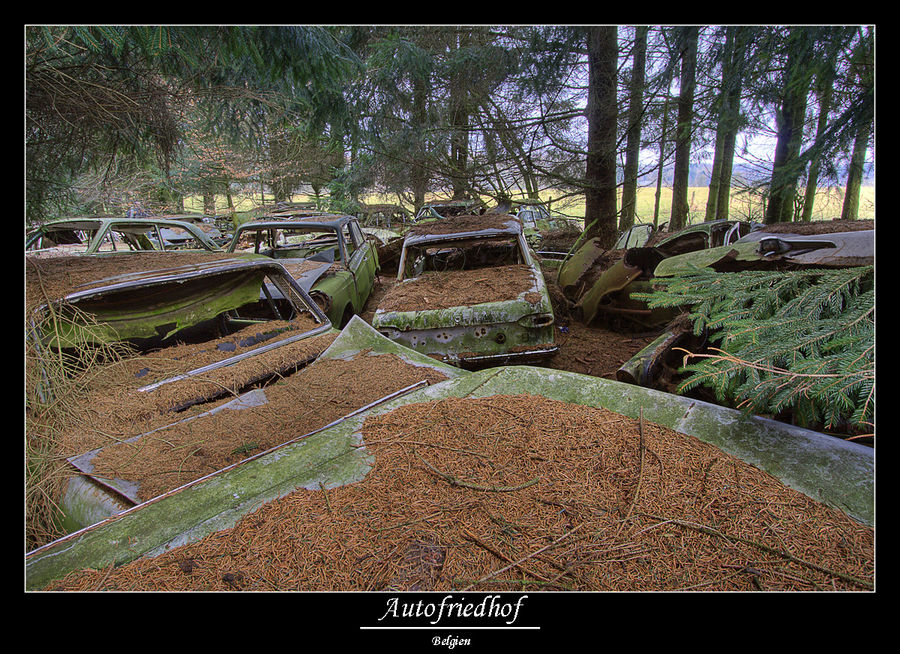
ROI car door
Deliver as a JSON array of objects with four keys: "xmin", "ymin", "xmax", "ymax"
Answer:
[{"xmin": 344, "ymin": 220, "xmax": 378, "ymax": 312}]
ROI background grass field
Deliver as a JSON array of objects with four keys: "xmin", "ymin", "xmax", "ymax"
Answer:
[{"xmin": 186, "ymin": 185, "xmax": 875, "ymax": 227}]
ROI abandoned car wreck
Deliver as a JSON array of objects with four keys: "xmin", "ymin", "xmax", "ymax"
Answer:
[
  {"xmin": 226, "ymin": 213, "xmax": 379, "ymax": 328},
  {"xmin": 24, "ymin": 218, "xmax": 874, "ymax": 593},
  {"xmin": 25, "ymin": 216, "xmax": 225, "ymax": 257},
  {"xmin": 25, "ymin": 253, "xmax": 469, "ymax": 536},
  {"xmin": 372, "ymin": 214, "xmax": 558, "ymax": 367},
  {"xmin": 26, "ymin": 316, "xmax": 874, "ymax": 591}
]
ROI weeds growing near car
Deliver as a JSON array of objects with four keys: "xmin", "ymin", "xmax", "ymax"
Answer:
[{"xmin": 25, "ymin": 301, "xmax": 134, "ymax": 550}]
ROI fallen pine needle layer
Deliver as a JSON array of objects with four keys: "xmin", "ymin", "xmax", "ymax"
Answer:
[
  {"xmin": 46, "ymin": 394, "xmax": 874, "ymax": 591},
  {"xmin": 46, "ymin": 329, "xmax": 338, "ymax": 460},
  {"xmin": 26, "ymin": 253, "xmax": 247, "ymax": 311},
  {"xmin": 377, "ymin": 265, "xmax": 539, "ymax": 312},
  {"xmin": 88, "ymin": 350, "xmax": 449, "ymax": 502}
]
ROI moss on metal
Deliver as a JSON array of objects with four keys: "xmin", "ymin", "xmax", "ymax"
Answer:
[{"xmin": 25, "ymin": 321, "xmax": 873, "ymax": 590}]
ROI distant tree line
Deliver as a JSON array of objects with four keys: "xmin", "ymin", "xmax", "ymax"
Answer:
[{"xmin": 26, "ymin": 25, "xmax": 874, "ymax": 246}]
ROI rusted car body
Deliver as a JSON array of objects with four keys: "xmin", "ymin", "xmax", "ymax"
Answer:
[
  {"xmin": 25, "ymin": 216, "xmax": 223, "ymax": 257},
  {"xmin": 514, "ymin": 203, "xmax": 582, "ymax": 258},
  {"xmin": 558, "ymin": 219, "xmax": 762, "ymax": 328},
  {"xmin": 414, "ymin": 199, "xmax": 485, "ymax": 222},
  {"xmin": 653, "ymin": 227, "xmax": 875, "ymax": 277},
  {"xmin": 153, "ymin": 213, "xmax": 231, "ymax": 246},
  {"xmin": 371, "ymin": 215, "xmax": 557, "ymax": 367},
  {"xmin": 357, "ymin": 203, "xmax": 414, "ymax": 231},
  {"xmin": 226, "ymin": 214, "xmax": 380, "ymax": 327},
  {"xmin": 26, "ymin": 256, "xmax": 337, "ymax": 530},
  {"xmin": 26, "ymin": 317, "xmax": 873, "ymax": 589},
  {"xmin": 27, "ymin": 255, "xmax": 331, "ymax": 356},
  {"xmin": 614, "ymin": 225, "xmax": 875, "ymax": 388}
]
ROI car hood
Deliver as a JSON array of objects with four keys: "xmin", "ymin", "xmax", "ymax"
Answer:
[
  {"xmin": 654, "ymin": 229, "xmax": 874, "ymax": 276},
  {"xmin": 26, "ymin": 316, "xmax": 873, "ymax": 589},
  {"xmin": 372, "ymin": 266, "xmax": 553, "ymax": 331},
  {"xmin": 27, "ymin": 256, "xmax": 328, "ymax": 346}
]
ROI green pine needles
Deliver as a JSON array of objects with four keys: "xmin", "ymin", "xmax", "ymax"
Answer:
[{"xmin": 636, "ymin": 265, "xmax": 874, "ymax": 435}]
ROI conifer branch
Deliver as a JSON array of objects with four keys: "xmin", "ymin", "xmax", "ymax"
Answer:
[{"xmin": 637, "ymin": 266, "xmax": 874, "ymax": 432}]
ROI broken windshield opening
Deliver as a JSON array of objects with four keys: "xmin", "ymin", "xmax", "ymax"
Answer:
[
  {"xmin": 234, "ymin": 226, "xmax": 345, "ymax": 263},
  {"xmin": 402, "ymin": 236, "xmax": 524, "ymax": 280}
]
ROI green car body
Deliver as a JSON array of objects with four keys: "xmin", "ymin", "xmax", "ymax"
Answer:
[
  {"xmin": 25, "ymin": 216, "xmax": 223, "ymax": 256},
  {"xmin": 227, "ymin": 214, "xmax": 380, "ymax": 327},
  {"xmin": 26, "ymin": 256, "xmax": 335, "ymax": 542},
  {"xmin": 558, "ymin": 219, "xmax": 762, "ymax": 327},
  {"xmin": 652, "ymin": 227, "xmax": 876, "ymax": 277},
  {"xmin": 27, "ymin": 256, "xmax": 331, "ymax": 351},
  {"xmin": 413, "ymin": 199, "xmax": 485, "ymax": 222},
  {"xmin": 25, "ymin": 317, "xmax": 873, "ymax": 589},
  {"xmin": 372, "ymin": 216, "xmax": 558, "ymax": 367}
]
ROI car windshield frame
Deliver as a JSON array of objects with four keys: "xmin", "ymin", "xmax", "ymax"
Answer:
[
  {"xmin": 26, "ymin": 218, "xmax": 221, "ymax": 254},
  {"xmin": 396, "ymin": 220, "xmax": 531, "ymax": 282},
  {"xmin": 227, "ymin": 217, "xmax": 362, "ymax": 266}
]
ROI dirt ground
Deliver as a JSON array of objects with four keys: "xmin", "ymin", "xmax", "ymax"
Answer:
[{"xmin": 46, "ymin": 394, "xmax": 873, "ymax": 591}]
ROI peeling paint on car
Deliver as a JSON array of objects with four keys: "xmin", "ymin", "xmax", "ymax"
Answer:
[{"xmin": 372, "ymin": 216, "xmax": 558, "ymax": 366}]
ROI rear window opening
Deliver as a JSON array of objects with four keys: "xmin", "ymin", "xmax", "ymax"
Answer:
[{"xmin": 29, "ymin": 264, "xmax": 329, "ymax": 394}]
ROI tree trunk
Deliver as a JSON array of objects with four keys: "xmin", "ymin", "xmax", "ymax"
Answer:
[
  {"xmin": 715, "ymin": 114, "xmax": 739, "ymax": 220},
  {"xmin": 203, "ymin": 189, "xmax": 215, "ymax": 215},
  {"xmin": 449, "ymin": 32, "xmax": 471, "ymax": 201},
  {"xmin": 765, "ymin": 29, "xmax": 814, "ymax": 225},
  {"xmin": 620, "ymin": 26, "xmax": 648, "ymax": 232},
  {"xmin": 583, "ymin": 26, "xmax": 619, "ymax": 247},
  {"xmin": 670, "ymin": 27, "xmax": 698, "ymax": 232},
  {"xmin": 840, "ymin": 28, "xmax": 873, "ymax": 222},
  {"xmin": 841, "ymin": 120, "xmax": 870, "ymax": 220},
  {"xmin": 801, "ymin": 73, "xmax": 834, "ymax": 221},
  {"xmin": 653, "ymin": 65, "xmax": 675, "ymax": 229},
  {"xmin": 705, "ymin": 28, "xmax": 736, "ymax": 222},
  {"xmin": 411, "ymin": 74, "xmax": 429, "ymax": 213},
  {"xmin": 714, "ymin": 27, "xmax": 748, "ymax": 221}
]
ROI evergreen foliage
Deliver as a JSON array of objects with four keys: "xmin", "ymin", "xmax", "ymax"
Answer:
[{"xmin": 637, "ymin": 266, "xmax": 874, "ymax": 433}]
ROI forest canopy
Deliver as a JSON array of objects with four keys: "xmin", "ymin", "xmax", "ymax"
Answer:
[{"xmin": 25, "ymin": 25, "xmax": 874, "ymax": 243}]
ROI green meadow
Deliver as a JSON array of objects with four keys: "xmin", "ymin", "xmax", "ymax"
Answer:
[{"xmin": 186, "ymin": 185, "xmax": 874, "ymax": 227}]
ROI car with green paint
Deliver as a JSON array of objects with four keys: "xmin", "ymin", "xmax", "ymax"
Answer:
[
  {"xmin": 26, "ymin": 316, "xmax": 874, "ymax": 590},
  {"xmin": 353, "ymin": 204, "xmax": 418, "ymax": 273},
  {"xmin": 488, "ymin": 199, "xmax": 583, "ymax": 257},
  {"xmin": 613, "ymin": 222, "xmax": 658, "ymax": 250},
  {"xmin": 652, "ymin": 222, "xmax": 875, "ymax": 277},
  {"xmin": 557, "ymin": 219, "xmax": 762, "ymax": 328},
  {"xmin": 26, "ymin": 254, "xmax": 332, "ymax": 354},
  {"xmin": 25, "ymin": 216, "xmax": 223, "ymax": 257},
  {"xmin": 414, "ymin": 199, "xmax": 486, "ymax": 222},
  {"xmin": 152, "ymin": 212, "xmax": 231, "ymax": 247},
  {"xmin": 371, "ymin": 214, "xmax": 558, "ymax": 367},
  {"xmin": 26, "ymin": 254, "xmax": 341, "ymax": 538},
  {"xmin": 612, "ymin": 224, "xmax": 875, "ymax": 390},
  {"xmin": 226, "ymin": 214, "xmax": 380, "ymax": 327}
]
